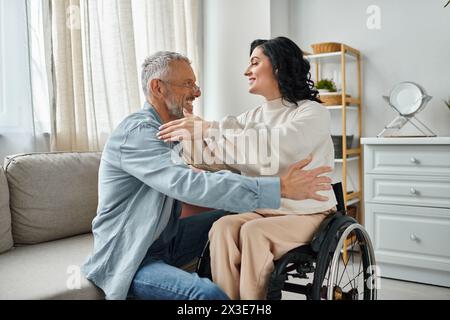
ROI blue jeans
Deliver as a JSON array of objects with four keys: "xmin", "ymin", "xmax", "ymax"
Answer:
[{"xmin": 128, "ymin": 209, "xmax": 229, "ymax": 300}]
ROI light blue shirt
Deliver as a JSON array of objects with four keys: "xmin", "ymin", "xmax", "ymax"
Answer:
[{"xmin": 82, "ymin": 102, "xmax": 281, "ymax": 300}]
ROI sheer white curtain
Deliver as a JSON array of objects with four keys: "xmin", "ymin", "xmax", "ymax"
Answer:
[
  {"xmin": 27, "ymin": 0, "xmax": 53, "ymax": 147},
  {"xmin": 30, "ymin": 0, "xmax": 201, "ymax": 152},
  {"xmin": 0, "ymin": 0, "xmax": 52, "ymax": 162},
  {"xmin": 131, "ymin": 0, "xmax": 202, "ymax": 107}
]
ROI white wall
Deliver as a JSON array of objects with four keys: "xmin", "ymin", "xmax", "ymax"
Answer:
[
  {"xmin": 203, "ymin": 0, "xmax": 450, "ymax": 135},
  {"xmin": 202, "ymin": 0, "xmax": 271, "ymax": 120},
  {"xmin": 270, "ymin": 0, "xmax": 290, "ymax": 37},
  {"xmin": 203, "ymin": 0, "xmax": 300, "ymax": 120},
  {"xmin": 289, "ymin": 0, "xmax": 450, "ymax": 137}
]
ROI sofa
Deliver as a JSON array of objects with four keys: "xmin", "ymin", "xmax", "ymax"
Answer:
[{"xmin": 0, "ymin": 152, "xmax": 105, "ymax": 299}]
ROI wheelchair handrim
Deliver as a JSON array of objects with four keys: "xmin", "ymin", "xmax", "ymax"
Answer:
[{"xmin": 327, "ymin": 223, "xmax": 378, "ymax": 300}]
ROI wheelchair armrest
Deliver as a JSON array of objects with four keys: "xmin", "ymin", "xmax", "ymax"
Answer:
[{"xmin": 310, "ymin": 211, "xmax": 343, "ymax": 253}]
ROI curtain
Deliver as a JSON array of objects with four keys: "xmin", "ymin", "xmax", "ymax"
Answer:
[
  {"xmin": 131, "ymin": 0, "xmax": 202, "ymax": 105},
  {"xmin": 31, "ymin": 0, "xmax": 201, "ymax": 152}
]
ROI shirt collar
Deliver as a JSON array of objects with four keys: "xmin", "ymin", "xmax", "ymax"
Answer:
[
  {"xmin": 263, "ymin": 97, "xmax": 298, "ymax": 111},
  {"xmin": 143, "ymin": 101, "xmax": 163, "ymax": 125}
]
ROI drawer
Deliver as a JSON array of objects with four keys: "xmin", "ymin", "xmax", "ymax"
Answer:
[
  {"xmin": 365, "ymin": 174, "xmax": 450, "ymax": 208},
  {"xmin": 364, "ymin": 144, "xmax": 450, "ymax": 176},
  {"xmin": 365, "ymin": 203, "xmax": 450, "ymax": 272}
]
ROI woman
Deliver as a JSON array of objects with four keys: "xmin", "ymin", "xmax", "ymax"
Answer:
[{"xmin": 158, "ymin": 37, "xmax": 336, "ymax": 299}]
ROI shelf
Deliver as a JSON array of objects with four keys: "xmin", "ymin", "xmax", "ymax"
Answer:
[
  {"xmin": 346, "ymin": 198, "xmax": 360, "ymax": 206},
  {"xmin": 346, "ymin": 148, "xmax": 361, "ymax": 155},
  {"xmin": 304, "ymin": 51, "xmax": 357, "ymax": 63},
  {"xmin": 334, "ymin": 156, "xmax": 359, "ymax": 163},
  {"xmin": 326, "ymin": 105, "xmax": 358, "ymax": 111},
  {"xmin": 346, "ymin": 191, "xmax": 360, "ymax": 201},
  {"xmin": 346, "ymin": 97, "xmax": 361, "ymax": 105},
  {"xmin": 304, "ymin": 44, "xmax": 360, "ymax": 63}
]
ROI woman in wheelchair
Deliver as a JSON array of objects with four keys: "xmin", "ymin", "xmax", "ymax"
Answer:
[
  {"xmin": 206, "ymin": 37, "xmax": 337, "ymax": 300},
  {"xmin": 159, "ymin": 37, "xmax": 377, "ymax": 300}
]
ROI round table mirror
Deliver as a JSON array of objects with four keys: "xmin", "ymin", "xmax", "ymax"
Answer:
[{"xmin": 388, "ymin": 82, "xmax": 428, "ymax": 117}]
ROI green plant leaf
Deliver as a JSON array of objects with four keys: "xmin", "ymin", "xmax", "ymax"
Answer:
[{"xmin": 316, "ymin": 79, "xmax": 337, "ymax": 92}]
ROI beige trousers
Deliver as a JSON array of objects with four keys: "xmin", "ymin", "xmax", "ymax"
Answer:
[{"xmin": 208, "ymin": 210, "xmax": 332, "ymax": 300}]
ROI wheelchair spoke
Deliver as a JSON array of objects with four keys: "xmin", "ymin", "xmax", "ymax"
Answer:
[
  {"xmin": 337, "ymin": 257, "xmax": 345, "ymax": 287},
  {"xmin": 349, "ymin": 237, "xmax": 364, "ymax": 295},
  {"xmin": 356, "ymin": 249, "xmax": 363, "ymax": 290},
  {"xmin": 344, "ymin": 256, "xmax": 354, "ymax": 290},
  {"xmin": 342, "ymin": 270, "xmax": 363, "ymax": 290},
  {"xmin": 338, "ymin": 251, "xmax": 353, "ymax": 289},
  {"xmin": 334, "ymin": 232, "xmax": 366, "ymax": 296},
  {"xmin": 351, "ymin": 234, "xmax": 360, "ymax": 290},
  {"xmin": 301, "ymin": 212, "xmax": 377, "ymax": 300},
  {"xmin": 351, "ymin": 238, "xmax": 355, "ymax": 288}
]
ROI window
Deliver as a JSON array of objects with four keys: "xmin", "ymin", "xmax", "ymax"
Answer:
[
  {"xmin": 0, "ymin": 0, "xmax": 50, "ymax": 161},
  {"xmin": 0, "ymin": 0, "xmax": 33, "ymax": 133}
]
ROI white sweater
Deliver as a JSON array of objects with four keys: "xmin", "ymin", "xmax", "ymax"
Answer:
[{"xmin": 186, "ymin": 98, "xmax": 337, "ymax": 215}]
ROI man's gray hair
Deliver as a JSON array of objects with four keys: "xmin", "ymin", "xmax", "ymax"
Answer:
[{"xmin": 141, "ymin": 51, "xmax": 191, "ymax": 98}]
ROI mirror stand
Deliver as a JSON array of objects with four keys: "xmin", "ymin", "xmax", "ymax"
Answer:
[
  {"xmin": 377, "ymin": 115, "xmax": 437, "ymax": 137},
  {"xmin": 377, "ymin": 97, "xmax": 436, "ymax": 137}
]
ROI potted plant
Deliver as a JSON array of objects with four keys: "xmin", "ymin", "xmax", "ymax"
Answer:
[
  {"xmin": 316, "ymin": 79, "xmax": 337, "ymax": 93},
  {"xmin": 316, "ymin": 79, "xmax": 346, "ymax": 105}
]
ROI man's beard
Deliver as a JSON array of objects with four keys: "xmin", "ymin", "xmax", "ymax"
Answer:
[
  {"xmin": 167, "ymin": 101, "xmax": 184, "ymax": 119},
  {"xmin": 165, "ymin": 94, "xmax": 185, "ymax": 119}
]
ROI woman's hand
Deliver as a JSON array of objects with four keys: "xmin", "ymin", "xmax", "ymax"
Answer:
[{"xmin": 157, "ymin": 113, "xmax": 211, "ymax": 142}]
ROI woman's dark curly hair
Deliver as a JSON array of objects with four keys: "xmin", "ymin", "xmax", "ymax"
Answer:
[{"xmin": 250, "ymin": 37, "xmax": 320, "ymax": 105}]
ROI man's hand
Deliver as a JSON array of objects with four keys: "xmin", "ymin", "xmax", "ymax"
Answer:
[{"xmin": 280, "ymin": 156, "xmax": 333, "ymax": 201}]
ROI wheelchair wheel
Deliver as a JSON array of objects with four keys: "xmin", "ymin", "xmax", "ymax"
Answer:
[{"xmin": 314, "ymin": 223, "xmax": 378, "ymax": 300}]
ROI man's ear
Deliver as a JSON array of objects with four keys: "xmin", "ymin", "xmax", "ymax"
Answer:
[{"xmin": 149, "ymin": 79, "xmax": 163, "ymax": 98}]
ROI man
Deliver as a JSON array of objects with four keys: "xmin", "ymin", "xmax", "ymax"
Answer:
[{"xmin": 82, "ymin": 51, "xmax": 332, "ymax": 300}]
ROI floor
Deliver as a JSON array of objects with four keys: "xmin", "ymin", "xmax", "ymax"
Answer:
[{"xmin": 283, "ymin": 277, "xmax": 450, "ymax": 300}]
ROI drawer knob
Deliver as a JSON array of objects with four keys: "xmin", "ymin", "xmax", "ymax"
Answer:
[
  {"xmin": 410, "ymin": 234, "xmax": 420, "ymax": 242},
  {"xmin": 410, "ymin": 188, "xmax": 417, "ymax": 195},
  {"xmin": 410, "ymin": 157, "xmax": 419, "ymax": 164}
]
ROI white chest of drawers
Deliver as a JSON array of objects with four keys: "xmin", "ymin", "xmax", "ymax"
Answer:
[{"xmin": 361, "ymin": 137, "xmax": 450, "ymax": 287}]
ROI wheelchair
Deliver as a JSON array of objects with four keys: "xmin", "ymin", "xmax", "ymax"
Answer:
[{"xmin": 196, "ymin": 183, "xmax": 378, "ymax": 300}]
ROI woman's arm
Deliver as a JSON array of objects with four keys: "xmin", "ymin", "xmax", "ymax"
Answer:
[{"xmin": 158, "ymin": 104, "xmax": 331, "ymax": 176}]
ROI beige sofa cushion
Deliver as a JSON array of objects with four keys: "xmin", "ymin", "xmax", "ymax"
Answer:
[
  {"xmin": 4, "ymin": 152, "xmax": 101, "ymax": 244},
  {"xmin": 0, "ymin": 233, "xmax": 104, "ymax": 299},
  {"xmin": 0, "ymin": 166, "xmax": 13, "ymax": 253}
]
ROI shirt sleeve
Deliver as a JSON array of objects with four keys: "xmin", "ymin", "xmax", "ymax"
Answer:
[
  {"xmin": 203, "ymin": 104, "xmax": 331, "ymax": 175},
  {"xmin": 119, "ymin": 121, "xmax": 281, "ymax": 212}
]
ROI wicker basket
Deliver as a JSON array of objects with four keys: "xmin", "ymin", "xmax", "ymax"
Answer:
[
  {"xmin": 318, "ymin": 93, "xmax": 350, "ymax": 106},
  {"xmin": 331, "ymin": 135, "xmax": 354, "ymax": 159},
  {"xmin": 311, "ymin": 42, "xmax": 342, "ymax": 54}
]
